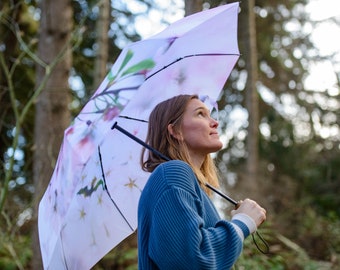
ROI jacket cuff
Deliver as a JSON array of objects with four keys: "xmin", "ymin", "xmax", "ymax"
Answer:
[{"xmin": 231, "ymin": 213, "xmax": 257, "ymax": 240}]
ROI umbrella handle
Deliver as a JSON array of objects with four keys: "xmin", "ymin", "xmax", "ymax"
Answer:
[
  {"xmin": 112, "ymin": 122, "xmax": 270, "ymax": 254},
  {"xmin": 205, "ymin": 183, "xmax": 269, "ymax": 254}
]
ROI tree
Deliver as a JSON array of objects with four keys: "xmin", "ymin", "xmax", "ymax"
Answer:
[
  {"xmin": 31, "ymin": 0, "xmax": 73, "ymax": 268},
  {"xmin": 184, "ymin": 0, "xmax": 203, "ymax": 15},
  {"xmin": 239, "ymin": 0, "xmax": 261, "ymax": 197},
  {"xmin": 93, "ymin": 0, "xmax": 110, "ymax": 89},
  {"xmin": 0, "ymin": 1, "xmax": 38, "ymax": 213}
]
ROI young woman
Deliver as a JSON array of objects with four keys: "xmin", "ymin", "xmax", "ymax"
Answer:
[{"xmin": 138, "ymin": 94, "xmax": 266, "ymax": 269}]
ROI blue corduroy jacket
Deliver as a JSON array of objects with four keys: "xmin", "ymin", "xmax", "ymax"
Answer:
[{"xmin": 138, "ymin": 160, "xmax": 249, "ymax": 269}]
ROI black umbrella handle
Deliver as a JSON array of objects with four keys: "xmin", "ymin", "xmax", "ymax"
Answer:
[
  {"xmin": 111, "ymin": 121, "xmax": 269, "ymax": 254},
  {"xmin": 205, "ymin": 184, "xmax": 269, "ymax": 254}
]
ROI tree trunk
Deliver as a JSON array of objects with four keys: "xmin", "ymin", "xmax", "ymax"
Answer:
[
  {"xmin": 240, "ymin": 0, "xmax": 260, "ymax": 195},
  {"xmin": 93, "ymin": 0, "xmax": 110, "ymax": 89},
  {"xmin": 245, "ymin": 0, "xmax": 259, "ymax": 181},
  {"xmin": 184, "ymin": 0, "xmax": 203, "ymax": 16},
  {"xmin": 31, "ymin": 0, "xmax": 73, "ymax": 268}
]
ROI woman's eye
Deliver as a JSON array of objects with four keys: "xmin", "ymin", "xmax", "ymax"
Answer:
[{"xmin": 198, "ymin": 111, "xmax": 208, "ymax": 118}]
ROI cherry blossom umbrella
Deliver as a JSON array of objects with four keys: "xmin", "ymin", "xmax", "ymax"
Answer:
[{"xmin": 38, "ymin": 2, "xmax": 240, "ymax": 269}]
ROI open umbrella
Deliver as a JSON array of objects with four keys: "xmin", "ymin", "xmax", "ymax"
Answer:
[{"xmin": 38, "ymin": 2, "xmax": 240, "ymax": 269}]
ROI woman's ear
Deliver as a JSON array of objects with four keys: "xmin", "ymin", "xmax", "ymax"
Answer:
[{"xmin": 168, "ymin": 124, "xmax": 182, "ymax": 140}]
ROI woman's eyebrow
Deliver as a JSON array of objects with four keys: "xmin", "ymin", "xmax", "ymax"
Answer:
[
  {"xmin": 194, "ymin": 106, "xmax": 208, "ymax": 111},
  {"xmin": 193, "ymin": 106, "xmax": 210, "ymax": 113}
]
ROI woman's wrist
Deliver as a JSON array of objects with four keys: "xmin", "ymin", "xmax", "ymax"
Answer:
[{"xmin": 231, "ymin": 213, "xmax": 257, "ymax": 239}]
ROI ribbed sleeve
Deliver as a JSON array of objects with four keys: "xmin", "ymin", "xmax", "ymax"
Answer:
[{"xmin": 138, "ymin": 160, "xmax": 245, "ymax": 269}]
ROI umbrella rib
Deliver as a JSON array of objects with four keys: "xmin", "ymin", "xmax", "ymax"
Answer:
[
  {"xmin": 98, "ymin": 145, "xmax": 134, "ymax": 232},
  {"xmin": 118, "ymin": 115, "xmax": 148, "ymax": 123},
  {"xmin": 146, "ymin": 53, "xmax": 240, "ymax": 80},
  {"xmin": 91, "ymin": 86, "xmax": 140, "ymax": 100}
]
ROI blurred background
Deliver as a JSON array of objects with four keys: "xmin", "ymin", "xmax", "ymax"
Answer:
[{"xmin": 1, "ymin": 0, "xmax": 339, "ymax": 269}]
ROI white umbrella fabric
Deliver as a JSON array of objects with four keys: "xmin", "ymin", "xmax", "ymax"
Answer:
[{"xmin": 38, "ymin": 3, "xmax": 240, "ymax": 269}]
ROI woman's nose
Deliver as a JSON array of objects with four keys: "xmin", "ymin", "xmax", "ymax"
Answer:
[{"xmin": 210, "ymin": 117, "xmax": 219, "ymax": 128}]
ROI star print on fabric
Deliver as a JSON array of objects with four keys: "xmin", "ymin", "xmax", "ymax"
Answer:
[
  {"xmin": 79, "ymin": 208, "xmax": 86, "ymax": 220},
  {"xmin": 125, "ymin": 177, "xmax": 138, "ymax": 189},
  {"xmin": 124, "ymin": 177, "xmax": 142, "ymax": 192}
]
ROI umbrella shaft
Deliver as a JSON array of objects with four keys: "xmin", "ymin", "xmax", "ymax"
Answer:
[
  {"xmin": 112, "ymin": 122, "xmax": 170, "ymax": 162},
  {"xmin": 205, "ymin": 183, "xmax": 238, "ymax": 206},
  {"xmin": 112, "ymin": 122, "xmax": 238, "ymax": 207}
]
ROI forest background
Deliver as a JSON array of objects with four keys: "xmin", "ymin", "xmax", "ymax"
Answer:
[{"xmin": 0, "ymin": 0, "xmax": 339, "ymax": 269}]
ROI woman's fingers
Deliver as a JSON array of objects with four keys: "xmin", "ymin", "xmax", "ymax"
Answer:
[{"xmin": 231, "ymin": 199, "xmax": 266, "ymax": 227}]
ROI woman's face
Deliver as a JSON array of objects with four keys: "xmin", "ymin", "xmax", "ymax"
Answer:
[{"xmin": 179, "ymin": 98, "xmax": 223, "ymax": 157}]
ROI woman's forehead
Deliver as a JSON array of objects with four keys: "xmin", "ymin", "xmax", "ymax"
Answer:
[
  {"xmin": 185, "ymin": 97, "xmax": 219, "ymax": 121},
  {"xmin": 187, "ymin": 98, "xmax": 209, "ymax": 110}
]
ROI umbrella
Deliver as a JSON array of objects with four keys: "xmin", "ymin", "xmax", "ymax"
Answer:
[{"xmin": 38, "ymin": 2, "xmax": 240, "ymax": 269}]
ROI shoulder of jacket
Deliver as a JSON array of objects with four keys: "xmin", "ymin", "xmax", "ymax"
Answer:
[
  {"xmin": 155, "ymin": 160, "xmax": 199, "ymax": 191},
  {"xmin": 156, "ymin": 160, "xmax": 193, "ymax": 175}
]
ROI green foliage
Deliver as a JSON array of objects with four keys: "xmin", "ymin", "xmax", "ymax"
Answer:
[
  {"xmin": 94, "ymin": 233, "xmax": 138, "ymax": 270},
  {"xmin": 93, "ymin": 248, "xmax": 138, "ymax": 270},
  {"xmin": 259, "ymin": 108, "xmax": 340, "ymax": 216},
  {"xmin": 0, "ymin": 231, "xmax": 32, "ymax": 270},
  {"xmin": 0, "ymin": 0, "xmax": 38, "ymax": 201},
  {"xmin": 234, "ymin": 218, "xmax": 339, "ymax": 269}
]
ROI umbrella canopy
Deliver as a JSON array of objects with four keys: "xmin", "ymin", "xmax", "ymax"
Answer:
[{"xmin": 38, "ymin": 2, "xmax": 240, "ymax": 269}]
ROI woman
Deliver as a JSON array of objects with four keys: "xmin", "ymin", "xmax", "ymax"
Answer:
[{"xmin": 138, "ymin": 94, "xmax": 266, "ymax": 269}]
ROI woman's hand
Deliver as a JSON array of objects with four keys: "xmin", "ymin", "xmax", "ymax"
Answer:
[{"xmin": 231, "ymin": 199, "xmax": 266, "ymax": 227}]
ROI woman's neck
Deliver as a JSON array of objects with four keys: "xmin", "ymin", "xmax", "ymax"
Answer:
[{"xmin": 188, "ymin": 151, "xmax": 205, "ymax": 171}]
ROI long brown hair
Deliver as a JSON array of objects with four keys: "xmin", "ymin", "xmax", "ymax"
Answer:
[{"xmin": 140, "ymin": 94, "xmax": 220, "ymax": 194}]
